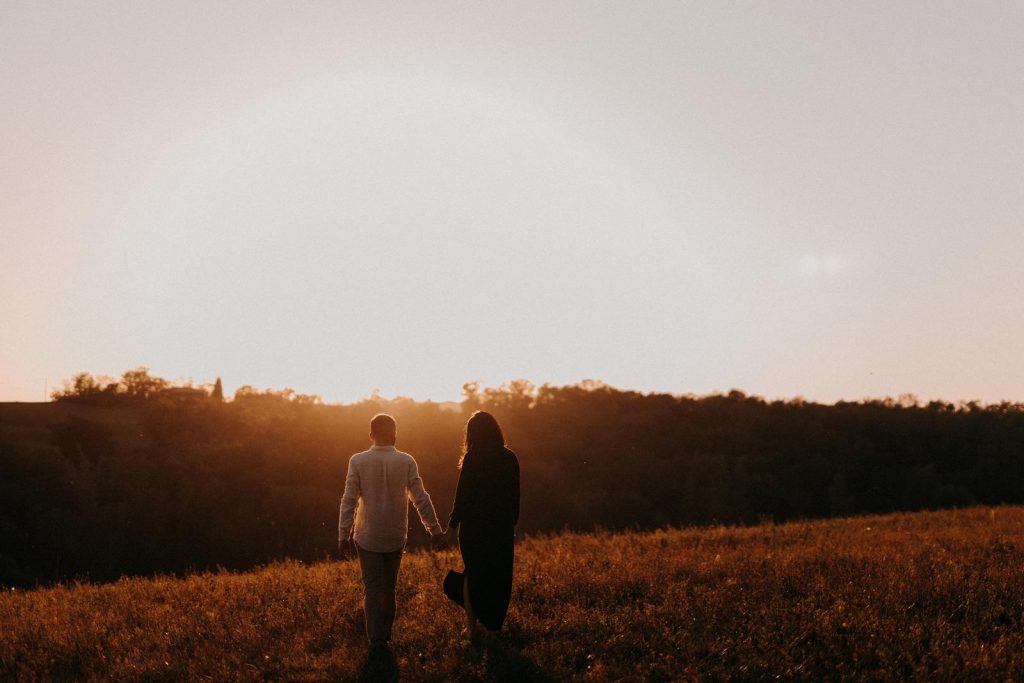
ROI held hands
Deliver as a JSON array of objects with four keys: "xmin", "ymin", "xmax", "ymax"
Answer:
[{"xmin": 430, "ymin": 526, "xmax": 460, "ymax": 550}]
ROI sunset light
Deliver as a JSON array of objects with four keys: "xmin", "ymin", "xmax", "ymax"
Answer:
[
  {"xmin": 5, "ymin": 4, "xmax": 1024, "ymax": 680},
  {"xmin": 3, "ymin": 3, "xmax": 1022, "ymax": 405}
]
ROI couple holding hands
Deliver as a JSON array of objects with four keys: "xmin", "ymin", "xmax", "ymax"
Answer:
[{"xmin": 337, "ymin": 411, "xmax": 520, "ymax": 649}]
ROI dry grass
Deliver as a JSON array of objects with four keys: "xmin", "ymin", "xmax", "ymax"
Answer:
[{"xmin": 3, "ymin": 506, "xmax": 1024, "ymax": 681}]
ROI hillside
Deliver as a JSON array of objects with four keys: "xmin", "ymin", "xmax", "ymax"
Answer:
[
  {"xmin": 3, "ymin": 506, "xmax": 1024, "ymax": 681},
  {"xmin": 7, "ymin": 384, "xmax": 1024, "ymax": 588}
]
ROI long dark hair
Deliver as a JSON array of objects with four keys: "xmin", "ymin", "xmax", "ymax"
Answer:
[{"xmin": 459, "ymin": 410, "xmax": 505, "ymax": 468}]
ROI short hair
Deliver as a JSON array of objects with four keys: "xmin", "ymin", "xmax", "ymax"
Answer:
[{"xmin": 370, "ymin": 413, "xmax": 397, "ymax": 439}]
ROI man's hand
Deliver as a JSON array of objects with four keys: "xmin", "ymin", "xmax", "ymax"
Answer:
[
  {"xmin": 338, "ymin": 536, "xmax": 356, "ymax": 559},
  {"xmin": 430, "ymin": 530, "xmax": 446, "ymax": 550}
]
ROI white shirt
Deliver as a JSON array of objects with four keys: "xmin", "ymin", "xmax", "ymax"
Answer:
[{"xmin": 337, "ymin": 444, "xmax": 443, "ymax": 553}]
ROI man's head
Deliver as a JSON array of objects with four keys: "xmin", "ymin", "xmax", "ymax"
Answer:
[{"xmin": 369, "ymin": 413, "xmax": 397, "ymax": 446}]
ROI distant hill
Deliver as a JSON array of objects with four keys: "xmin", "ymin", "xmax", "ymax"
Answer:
[
  {"xmin": 0, "ymin": 401, "xmax": 142, "ymax": 449},
  {"xmin": 4, "ymin": 380, "xmax": 1024, "ymax": 587},
  {"xmin": 2, "ymin": 506, "xmax": 1023, "ymax": 681}
]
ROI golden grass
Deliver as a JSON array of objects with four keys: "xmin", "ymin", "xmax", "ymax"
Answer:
[{"xmin": 3, "ymin": 506, "xmax": 1024, "ymax": 681}]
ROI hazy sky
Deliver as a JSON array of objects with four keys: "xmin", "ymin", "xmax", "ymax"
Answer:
[{"xmin": 3, "ymin": 2, "xmax": 1023, "ymax": 404}]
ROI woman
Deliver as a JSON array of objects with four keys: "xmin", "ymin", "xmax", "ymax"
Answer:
[{"xmin": 444, "ymin": 411, "xmax": 520, "ymax": 637}]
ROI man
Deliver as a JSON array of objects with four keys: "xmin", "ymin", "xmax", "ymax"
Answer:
[{"xmin": 338, "ymin": 413, "xmax": 445, "ymax": 649}]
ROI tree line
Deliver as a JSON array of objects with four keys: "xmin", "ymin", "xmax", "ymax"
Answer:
[{"xmin": 2, "ymin": 369, "xmax": 1023, "ymax": 586}]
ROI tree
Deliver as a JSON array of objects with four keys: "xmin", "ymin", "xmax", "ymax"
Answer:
[
  {"xmin": 51, "ymin": 372, "xmax": 104, "ymax": 401},
  {"xmin": 72, "ymin": 373, "xmax": 101, "ymax": 397},
  {"xmin": 211, "ymin": 378, "xmax": 224, "ymax": 402},
  {"xmin": 121, "ymin": 367, "xmax": 168, "ymax": 399}
]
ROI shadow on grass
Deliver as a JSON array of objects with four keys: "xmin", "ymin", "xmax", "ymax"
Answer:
[
  {"xmin": 358, "ymin": 645, "xmax": 398, "ymax": 683},
  {"xmin": 479, "ymin": 634, "xmax": 554, "ymax": 682}
]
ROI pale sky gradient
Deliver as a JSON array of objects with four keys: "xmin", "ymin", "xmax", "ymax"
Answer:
[{"xmin": 2, "ymin": 2, "xmax": 1023, "ymax": 404}]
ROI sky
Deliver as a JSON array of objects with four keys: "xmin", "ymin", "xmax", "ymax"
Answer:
[{"xmin": 2, "ymin": 1, "xmax": 1023, "ymax": 405}]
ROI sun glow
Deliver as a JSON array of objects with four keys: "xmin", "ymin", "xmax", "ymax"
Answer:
[{"xmin": 3, "ymin": 2, "xmax": 1023, "ymax": 404}]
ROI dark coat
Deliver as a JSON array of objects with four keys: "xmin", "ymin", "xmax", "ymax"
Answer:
[{"xmin": 445, "ymin": 446, "xmax": 520, "ymax": 630}]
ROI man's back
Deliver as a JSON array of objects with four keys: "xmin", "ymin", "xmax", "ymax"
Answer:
[
  {"xmin": 338, "ymin": 413, "xmax": 444, "ymax": 648},
  {"xmin": 339, "ymin": 444, "xmax": 442, "ymax": 553}
]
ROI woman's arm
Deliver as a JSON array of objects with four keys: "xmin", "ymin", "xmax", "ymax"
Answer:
[
  {"xmin": 448, "ymin": 456, "xmax": 470, "ymax": 529},
  {"xmin": 509, "ymin": 452, "xmax": 520, "ymax": 527}
]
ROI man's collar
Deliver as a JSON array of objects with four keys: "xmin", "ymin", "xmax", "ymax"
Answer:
[{"xmin": 370, "ymin": 444, "xmax": 397, "ymax": 451}]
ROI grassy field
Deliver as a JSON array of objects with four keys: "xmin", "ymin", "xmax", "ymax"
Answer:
[{"xmin": 2, "ymin": 506, "xmax": 1024, "ymax": 681}]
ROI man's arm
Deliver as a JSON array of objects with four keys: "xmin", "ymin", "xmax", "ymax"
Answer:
[
  {"xmin": 406, "ymin": 457, "xmax": 444, "ymax": 536},
  {"xmin": 338, "ymin": 456, "xmax": 360, "ymax": 546}
]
